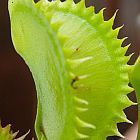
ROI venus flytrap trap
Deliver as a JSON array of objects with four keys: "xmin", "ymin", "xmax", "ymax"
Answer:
[
  {"xmin": 7, "ymin": 0, "xmax": 139, "ymax": 139},
  {"xmin": 0, "ymin": 122, "xmax": 30, "ymax": 140}
]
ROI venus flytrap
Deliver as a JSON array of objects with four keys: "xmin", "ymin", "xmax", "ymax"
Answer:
[{"xmin": 7, "ymin": 0, "xmax": 138, "ymax": 139}]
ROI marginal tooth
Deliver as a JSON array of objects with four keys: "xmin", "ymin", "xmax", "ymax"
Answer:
[
  {"xmin": 76, "ymin": 117, "xmax": 96, "ymax": 129},
  {"xmin": 114, "ymin": 24, "xmax": 124, "ymax": 33},
  {"xmin": 118, "ymin": 56, "xmax": 130, "ymax": 64},
  {"xmin": 123, "ymin": 118, "xmax": 133, "ymax": 124},
  {"xmin": 121, "ymin": 37, "xmax": 128, "ymax": 45},
  {"xmin": 98, "ymin": 8, "xmax": 106, "ymax": 21},
  {"xmin": 124, "ymin": 43, "xmax": 131, "ymax": 49},
  {"xmin": 112, "ymin": 27, "xmax": 122, "ymax": 37},
  {"xmin": 90, "ymin": 8, "xmax": 105, "ymax": 26},
  {"xmin": 84, "ymin": 6, "xmax": 95, "ymax": 16},
  {"xmin": 76, "ymin": 0, "xmax": 85, "ymax": 9},
  {"xmin": 15, "ymin": 130, "xmax": 30, "ymax": 140},
  {"xmin": 67, "ymin": 56, "xmax": 93, "ymax": 68},
  {"xmin": 121, "ymin": 43, "xmax": 131, "ymax": 55},
  {"xmin": 4, "ymin": 124, "xmax": 11, "ymax": 132},
  {"xmin": 12, "ymin": 131, "xmax": 19, "ymax": 138},
  {"xmin": 121, "ymin": 85, "xmax": 134, "ymax": 93},
  {"xmin": 118, "ymin": 53, "xmax": 134, "ymax": 64},
  {"xmin": 126, "ymin": 52, "xmax": 135, "ymax": 62},
  {"xmin": 114, "ymin": 129, "xmax": 125, "ymax": 138},
  {"xmin": 132, "ymin": 102, "xmax": 138, "ymax": 105},
  {"xmin": 108, "ymin": 25, "xmax": 124, "ymax": 38},
  {"xmin": 116, "ymin": 112, "xmax": 133, "ymax": 124},
  {"xmin": 74, "ymin": 96, "xmax": 89, "ymax": 105},
  {"xmin": 120, "ymin": 95, "xmax": 137, "ymax": 108},
  {"xmin": 75, "ymin": 129, "xmax": 89, "ymax": 139},
  {"xmin": 107, "ymin": 10, "xmax": 119, "ymax": 26},
  {"xmin": 119, "ymin": 53, "xmax": 134, "ymax": 65},
  {"xmin": 111, "ymin": 37, "xmax": 127, "ymax": 51},
  {"xmin": 107, "ymin": 125, "xmax": 125, "ymax": 138},
  {"xmin": 75, "ymin": 107, "xmax": 88, "ymax": 112}
]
